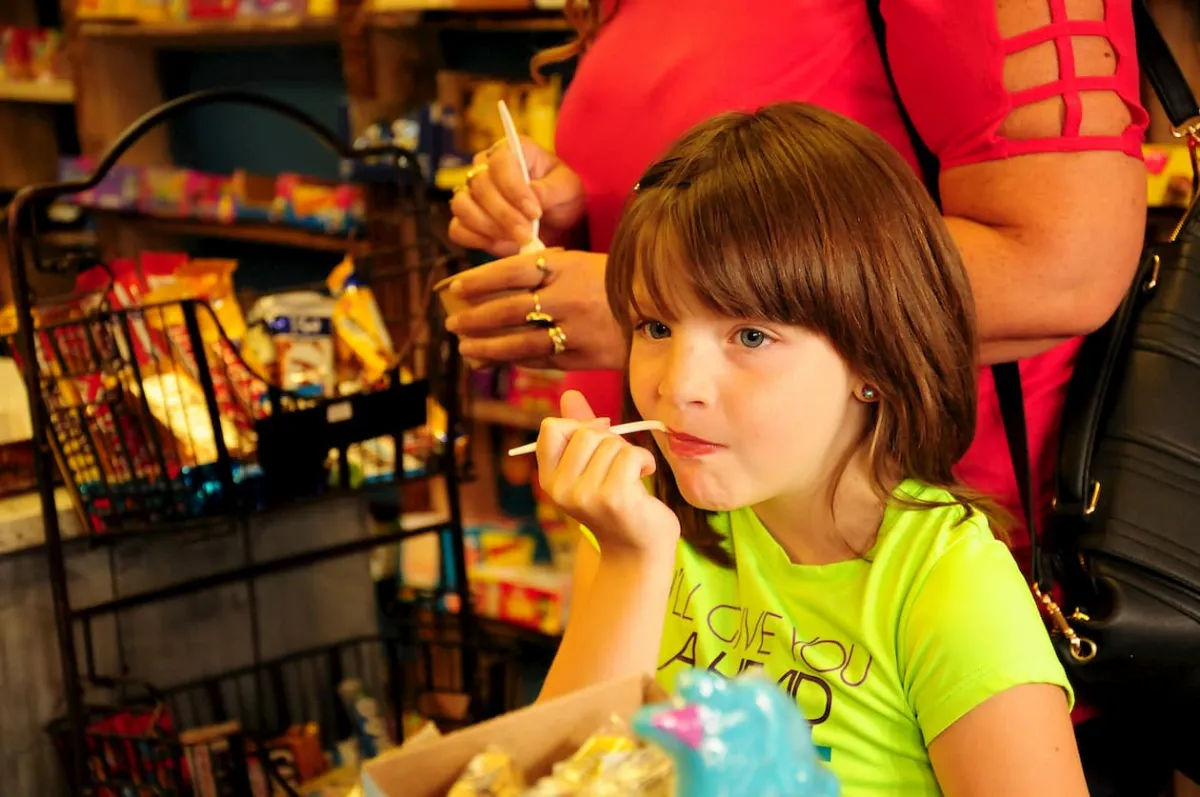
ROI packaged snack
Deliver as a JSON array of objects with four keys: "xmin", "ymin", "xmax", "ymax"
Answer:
[
  {"xmin": 91, "ymin": 164, "xmax": 143, "ymax": 211},
  {"xmin": 29, "ymin": 29, "xmax": 67, "ymax": 82},
  {"xmin": 575, "ymin": 745, "xmax": 675, "ymax": 797},
  {"xmin": 327, "ymin": 255, "xmax": 395, "ymax": 385},
  {"xmin": 140, "ymin": 368, "xmax": 253, "ymax": 466},
  {"xmin": 448, "ymin": 746, "xmax": 524, "ymax": 797},
  {"xmin": 187, "ymin": 171, "xmax": 235, "ymax": 222},
  {"xmin": 338, "ymin": 678, "xmax": 395, "ymax": 761},
  {"xmin": 140, "ymin": 251, "xmax": 190, "ymax": 293},
  {"xmin": 245, "ymin": 292, "xmax": 336, "ymax": 398},
  {"xmin": 296, "ymin": 764, "xmax": 358, "ymax": 797},
  {"xmin": 231, "ymin": 169, "xmax": 277, "ymax": 223},
  {"xmin": 179, "ymin": 721, "xmax": 245, "ymax": 797},
  {"xmin": 139, "ymin": 167, "xmax": 191, "ymax": 218},
  {"xmin": 1, "ymin": 28, "xmax": 33, "ymax": 82},
  {"xmin": 524, "ymin": 716, "xmax": 638, "ymax": 795},
  {"xmin": 188, "ymin": 0, "xmax": 238, "ymax": 19},
  {"xmin": 273, "ymin": 174, "xmax": 364, "ymax": 234},
  {"xmin": 177, "ymin": 258, "xmax": 246, "ymax": 343},
  {"xmin": 132, "ymin": 0, "xmax": 170, "ymax": 21}
]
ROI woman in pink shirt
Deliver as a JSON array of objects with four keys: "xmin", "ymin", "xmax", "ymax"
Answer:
[{"xmin": 445, "ymin": 0, "xmax": 1154, "ymax": 792}]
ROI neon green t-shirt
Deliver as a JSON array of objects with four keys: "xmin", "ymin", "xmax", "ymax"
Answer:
[{"xmin": 584, "ymin": 479, "xmax": 1071, "ymax": 795}]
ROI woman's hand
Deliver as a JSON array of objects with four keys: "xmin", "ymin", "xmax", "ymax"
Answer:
[
  {"xmin": 444, "ymin": 249, "xmax": 627, "ymax": 371},
  {"xmin": 536, "ymin": 391, "xmax": 680, "ymax": 559},
  {"xmin": 449, "ymin": 135, "xmax": 587, "ymax": 257}
]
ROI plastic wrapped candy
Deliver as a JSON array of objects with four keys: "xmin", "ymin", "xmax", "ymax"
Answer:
[
  {"xmin": 574, "ymin": 744, "xmax": 675, "ymax": 797},
  {"xmin": 522, "ymin": 716, "xmax": 638, "ymax": 795},
  {"xmin": 632, "ymin": 669, "xmax": 840, "ymax": 797},
  {"xmin": 448, "ymin": 746, "xmax": 524, "ymax": 797}
]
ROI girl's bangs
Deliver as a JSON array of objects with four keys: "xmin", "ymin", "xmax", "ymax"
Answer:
[{"xmin": 613, "ymin": 181, "xmax": 832, "ymax": 330}]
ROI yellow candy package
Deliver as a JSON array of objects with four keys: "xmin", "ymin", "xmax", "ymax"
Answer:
[
  {"xmin": 177, "ymin": 258, "xmax": 247, "ymax": 344},
  {"xmin": 447, "ymin": 745, "xmax": 524, "ymax": 797},
  {"xmin": 327, "ymin": 255, "xmax": 395, "ymax": 385},
  {"xmin": 522, "ymin": 716, "xmax": 639, "ymax": 796}
]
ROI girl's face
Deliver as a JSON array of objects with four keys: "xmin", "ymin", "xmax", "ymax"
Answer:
[{"xmin": 629, "ymin": 287, "xmax": 872, "ymax": 513}]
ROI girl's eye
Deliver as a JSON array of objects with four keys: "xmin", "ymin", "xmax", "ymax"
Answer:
[
  {"xmin": 637, "ymin": 320, "xmax": 672, "ymax": 339},
  {"xmin": 737, "ymin": 328, "xmax": 768, "ymax": 348}
]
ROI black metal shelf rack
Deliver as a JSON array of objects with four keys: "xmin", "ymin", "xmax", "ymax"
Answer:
[{"xmin": 5, "ymin": 89, "xmax": 496, "ymax": 796}]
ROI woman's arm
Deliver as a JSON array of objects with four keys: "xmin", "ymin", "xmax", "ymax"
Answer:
[
  {"xmin": 884, "ymin": 0, "xmax": 1148, "ymax": 363},
  {"xmin": 942, "ymin": 152, "xmax": 1145, "ymax": 365},
  {"xmin": 929, "ymin": 683, "xmax": 1087, "ymax": 796},
  {"xmin": 538, "ymin": 537, "xmax": 676, "ymax": 701}
]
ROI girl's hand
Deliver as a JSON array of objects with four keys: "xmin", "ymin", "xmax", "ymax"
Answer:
[
  {"xmin": 449, "ymin": 135, "xmax": 587, "ymax": 257},
  {"xmin": 536, "ymin": 391, "xmax": 681, "ymax": 559}
]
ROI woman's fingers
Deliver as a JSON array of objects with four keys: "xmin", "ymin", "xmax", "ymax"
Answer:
[
  {"xmin": 447, "ymin": 291, "xmax": 548, "ymax": 336},
  {"xmin": 450, "ymin": 250, "xmax": 557, "ymax": 300},
  {"xmin": 466, "ymin": 164, "xmax": 534, "ymax": 244},
  {"xmin": 486, "ymin": 144, "xmax": 542, "ymax": 221},
  {"xmin": 448, "ymin": 188, "xmax": 508, "ymax": 244},
  {"xmin": 458, "ymin": 328, "xmax": 561, "ymax": 366}
]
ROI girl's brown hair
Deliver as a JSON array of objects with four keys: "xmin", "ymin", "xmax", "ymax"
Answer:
[{"xmin": 607, "ymin": 103, "xmax": 996, "ymax": 567}]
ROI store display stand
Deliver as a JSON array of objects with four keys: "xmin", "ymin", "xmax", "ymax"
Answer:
[{"xmin": 6, "ymin": 89, "xmax": 487, "ymax": 796}]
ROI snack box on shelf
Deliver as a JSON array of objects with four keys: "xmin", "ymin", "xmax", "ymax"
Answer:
[
  {"xmin": 1144, "ymin": 142, "xmax": 1194, "ymax": 208},
  {"xmin": 273, "ymin": 173, "xmax": 366, "ymax": 235},
  {"xmin": 0, "ymin": 27, "xmax": 67, "ymax": 82},
  {"xmin": 468, "ymin": 562, "xmax": 570, "ymax": 637},
  {"xmin": 59, "ymin": 156, "xmax": 141, "ymax": 211},
  {"xmin": 506, "ymin": 366, "xmax": 568, "ymax": 420}
]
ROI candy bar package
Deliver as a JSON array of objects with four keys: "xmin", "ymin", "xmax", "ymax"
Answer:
[
  {"xmin": 244, "ymin": 291, "xmax": 336, "ymax": 399},
  {"xmin": 447, "ymin": 747, "xmax": 525, "ymax": 797},
  {"xmin": 517, "ymin": 716, "xmax": 672, "ymax": 797}
]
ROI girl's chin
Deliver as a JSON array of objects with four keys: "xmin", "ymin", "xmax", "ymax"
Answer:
[{"xmin": 674, "ymin": 476, "xmax": 746, "ymax": 513}]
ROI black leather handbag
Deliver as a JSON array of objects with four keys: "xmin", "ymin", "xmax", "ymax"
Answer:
[{"xmin": 993, "ymin": 1, "xmax": 1200, "ymax": 777}]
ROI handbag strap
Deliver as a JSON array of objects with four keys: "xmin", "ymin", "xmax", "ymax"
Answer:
[
  {"xmin": 864, "ymin": 0, "xmax": 940, "ymax": 205},
  {"xmin": 1134, "ymin": 0, "xmax": 1200, "ymax": 133},
  {"xmin": 991, "ymin": 363, "xmax": 1048, "ymax": 587}
]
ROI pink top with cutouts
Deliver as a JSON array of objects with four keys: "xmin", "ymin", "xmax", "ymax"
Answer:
[{"xmin": 553, "ymin": 0, "xmax": 1147, "ymax": 559}]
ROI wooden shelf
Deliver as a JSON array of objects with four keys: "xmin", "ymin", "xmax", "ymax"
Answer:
[
  {"xmin": 0, "ymin": 79, "xmax": 75, "ymax": 105},
  {"xmin": 77, "ymin": 16, "xmax": 339, "ymax": 47},
  {"xmin": 468, "ymin": 398, "xmax": 546, "ymax": 430},
  {"xmin": 91, "ymin": 210, "xmax": 365, "ymax": 253},
  {"xmin": 373, "ymin": 9, "xmax": 571, "ymax": 31},
  {"xmin": 372, "ymin": 0, "xmax": 534, "ymax": 12}
]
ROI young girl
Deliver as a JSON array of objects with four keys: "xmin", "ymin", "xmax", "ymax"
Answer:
[{"xmin": 531, "ymin": 104, "xmax": 1087, "ymax": 795}]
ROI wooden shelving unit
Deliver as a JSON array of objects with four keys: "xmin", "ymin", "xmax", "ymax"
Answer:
[
  {"xmin": 373, "ymin": 9, "xmax": 570, "ymax": 31},
  {"xmin": 90, "ymin": 210, "xmax": 368, "ymax": 254},
  {"xmin": 77, "ymin": 15, "xmax": 339, "ymax": 47},
  {"xmin": 0, "ymin": 78, "xmax": 75, "ymax": 105}
]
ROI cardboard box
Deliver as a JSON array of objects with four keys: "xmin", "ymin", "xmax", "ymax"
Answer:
[{"xmin": 361, "ymin": 675, "xmax": 667, "ymax": 797}]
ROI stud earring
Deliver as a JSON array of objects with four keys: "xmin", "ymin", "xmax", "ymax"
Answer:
[{"xmin": 859, "ymin": 386, "xmax": 879, "ymax": 402}]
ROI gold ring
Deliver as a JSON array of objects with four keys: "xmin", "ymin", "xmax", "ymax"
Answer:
[
  {"xmin": 525, "ymin": 292, "xmax": 555, "ymax": 327},
  {"xmin": 547, "ymin": 325, "xmax": 567, "ymax": 355},
  {"xmin": 534, "ymin": 254, "xmax": 551, "ymax": 288},
  {"xmin": 465, "ymin": 163, "xmax": 489, "ymax": 188}
]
